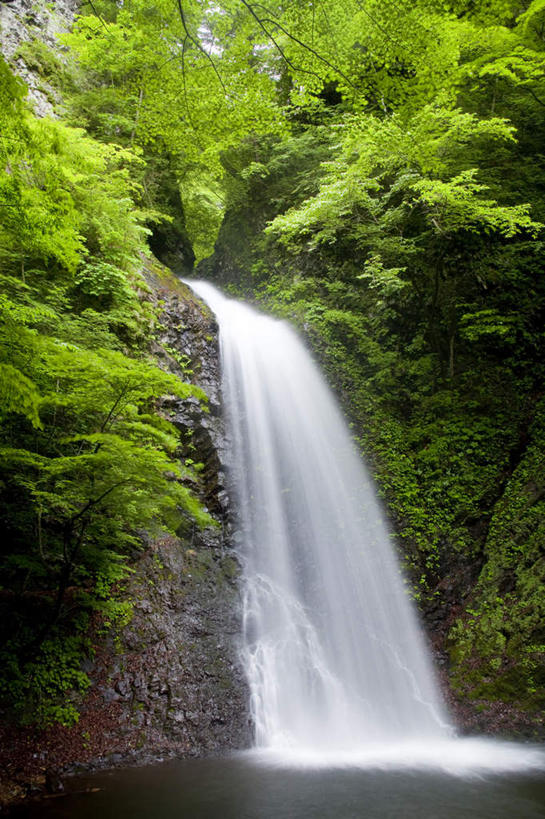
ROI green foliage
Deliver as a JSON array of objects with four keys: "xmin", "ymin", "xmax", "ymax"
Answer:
[
  {"xmin": 176, "ymin": 0, "xmax": 545, "ymax": 720},
  {"xmin": 4, "ymin": 0, "xmax": 545, "ymax": 727},
  {"xmin": 448, "ymin": 399, "xmax": 545, "ymax": 710},
  {"xmin": 0, "ymin": 56, "xmax": 213, "ymax": 727},
  {"xmin": 267, "ymin": 107, "xmax": 540, "ymax": 250},
  {"xmin": 0, "ymin": 363, "xmax": 42, "ymax": 430},
  {"xmin": 59, "ymin": 1, "xmax": 285, "ymax": 261},
  {"xmin": 2, "ymin": 635, "xmax": 92, "ymax": 727}
]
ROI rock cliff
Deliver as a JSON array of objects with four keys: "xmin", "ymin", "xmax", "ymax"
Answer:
[
  {"xmin": 0, "ymin": 0, "xmax": 78, "ymax": 116},
  {"xmin": 0, "ymin": 265, "xmax": 250, "ymax": 806}
]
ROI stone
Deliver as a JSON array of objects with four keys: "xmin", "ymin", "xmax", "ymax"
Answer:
[
  {"xmin": 45, "ymin": 768, "xmax": 64, "ymax": 794},
  {"xmin": 0, "ymin": 0, "xmax": 78, "ymax": 117}
]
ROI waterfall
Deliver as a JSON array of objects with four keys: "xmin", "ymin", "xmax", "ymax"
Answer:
[
  {"xmin": 186, "ymin": 280, "xmax": 545, "ymax": 774},
  {"xmin": 189, "ymin": 280, "xmax": 450, "ymax": 751}
]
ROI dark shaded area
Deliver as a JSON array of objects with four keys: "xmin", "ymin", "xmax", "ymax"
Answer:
[{"xmin": 146, "ymin": 158, "xmax": 195, "ymax": 274}]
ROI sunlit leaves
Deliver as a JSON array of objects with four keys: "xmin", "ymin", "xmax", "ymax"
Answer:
[
  {"xmin": 0, "ymin": 364, "xmax": 42, "ymax": 429},
  {"xmin": 266, "ymin": 103, "xmax": 539, "ymax": 255},
  {"xmin": 0, "ymin": 56, "xmax": 214, "ymax": 725}
]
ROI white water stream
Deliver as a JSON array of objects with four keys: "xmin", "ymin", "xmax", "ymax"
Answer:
[{"xmin": 188, "ymin": 280, "xmax": 545, "ymax": 775}]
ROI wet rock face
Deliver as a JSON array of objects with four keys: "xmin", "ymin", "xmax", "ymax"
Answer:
[
  {"xmin": 81, "ymin": 269, "xmax": 251, "ymax": 762},
  {"xmin": 150, "ymin": 275, "xmax": 230, "ymax": 518},
  {"xmin": 101, "ymin": 268, "xmax": 251, "ymax": 757},
  {"xmin": 90, "ymin": 531, "xmax": 249, "ymax": 761}
]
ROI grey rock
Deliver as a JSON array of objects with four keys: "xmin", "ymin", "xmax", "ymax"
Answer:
[
  {"xmin": 0, "ymin": 0, "xmax": 78, "ymax": 117},
  {"xmin": 76, "ymin": 270, "xmax": 250, "ymax": 766},
  {"xmin": 102, "ymin": 688, "xmax": 120, "ymax": 703}
]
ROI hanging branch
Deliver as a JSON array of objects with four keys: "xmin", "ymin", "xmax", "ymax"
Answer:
[
  {"xmin": 239, "ymin": 0, "xmax": 350, "ymax": 88},
  {"xmin": 257, "ymin": 15, "xmax": 356, "ymax": 88},
  {"xmin": 352, "ymin": 0, "xmax": 403, "ymax": 48},
  {"xmin": 247, "ymin": 0, "xmax": 352, "ymax": 81},
  {"xmin": 172, "ymin": 0, "xmax": 354, "ymax": 96},
  {"xmin": 81, "ymin": 0, "xmax": 109, "ymax": 30},
  {"xmin": 526, "ymin": 85, "xmax": 545, "ymax": 108},
  {"xmin": 238, "ymin": 0, "xmax": 306, "ymax": 75},
  {"xmin": 175, "ymin": 0, "xmax": 227, "ymax": 93}
]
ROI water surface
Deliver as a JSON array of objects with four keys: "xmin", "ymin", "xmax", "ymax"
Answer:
[{"xmin": 13, "ymin": 754, "xmax": 545, "ymax": 819}]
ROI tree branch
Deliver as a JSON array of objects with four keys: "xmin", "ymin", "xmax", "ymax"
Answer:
[
  {"xmin": 238, "ymin": 0, "xmax": 303, "ymax": 75},
  {"xmin": 81, "ymin": 0, "xmax": 109, "ymax": 30},
  {"xmin": 175, "ymin": 0, "xmax": 227, "ymax": 93},
  {"xmin": 526, "ymin": 85, "xmax": 545, "ymax": 108},
  {"xmin": 259, "ymin": 15, "xmax": 356, "ymax": 88},
  {"xmin": 70, "ymin": 479, "xmax": 130, "ymax": 525}
]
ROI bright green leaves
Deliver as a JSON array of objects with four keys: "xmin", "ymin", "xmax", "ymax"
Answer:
[
  {"xmin": 0, "ymin": 64, "xmax": 148, "ymax": 279},
  {"xmin": 267, "ymin": 105, "xmax": 536, "ymax": 253},
  {"xmin": 181, "ymin": 171, "xmax": 226, "ymax": 262},
  {"xmin": 37, "ymin": 342, "xmax": 205, "ymax": 432},
  {"xmin": 52, "ymin": 0, "xmax": 545, "ymax": 262},
  {"xmin": 73, "ymin": 261, "xmax": 135, "ymax": 307},
  {"xmin": 0, "ymin": 118, "xmax": 83, "ymax": 275},
  {"xmin": 0, "ymin": 57, "xmax": 214, "ymax": 726},
  {"xmin": 357, "ymin": 255, "xmax": 408, "ymax": 295},
  {"xmin": 0, "ymin": 289, "xmax": 47, "ymax": 430},
  {"xmin": 413, "ymin": 169, "xmax": 540, "ymax": 237},
  {"xmin": 459, "ymin": 309, "xmax": 521, "ymax": 343},
  {"xmin": 0, "ymin": 364, "xmax": 42, "ymax": 429},
  {"xmin": 517, "ymin": 0, "xmax": 545, "ymax": 41},
  {"xmin": 61, "ymin": 2, "xmax": 286, "ymax": 260}
]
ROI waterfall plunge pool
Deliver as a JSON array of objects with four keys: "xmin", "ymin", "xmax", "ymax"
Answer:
[{"xmin": 12, "ymin": 750, "xmax": 545, "ymax": 819}]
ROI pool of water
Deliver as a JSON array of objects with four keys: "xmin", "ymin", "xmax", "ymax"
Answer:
[{"xmin": 12, "ymin": 752, "xmax": 545, "ymax": 819}]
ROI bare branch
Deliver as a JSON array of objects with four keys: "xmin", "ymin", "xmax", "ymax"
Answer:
[
  {"xmin": 237, "ymin": 0, "xmax": 356, "ymax": 88},
  {"xmin": 80, "ymin": 0, "xmax": 109, "ymax": 30},
  {"xmin": 238, "ymin": 0, "xmax": 303, "ymax": 75},
  {"xmin": 526, "ymin": 85, "xmax": 545, "ymax": 108},
  {"xmin": 70, "ymin": 480, "xmax": 130, "ymax": 525}
]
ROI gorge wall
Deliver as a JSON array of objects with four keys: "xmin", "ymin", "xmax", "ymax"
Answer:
[
  {"xmin": 0, "ymin": 0, "xmax": 78, "ymax": 116},
  {"xmin": 0, "ymin": 266, "xmax": 250, "ymax": 806}
]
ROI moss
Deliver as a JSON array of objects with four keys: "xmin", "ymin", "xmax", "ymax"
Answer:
[
  {"xmin": 464, "ymin": 663, "xmax": 545, "ymax": 710},
  {"xmin": 220, "ymin": 556, "xmax": 239, "ymax": 581},
  {"xmin": 143, "ymin": 258, "xmax": 213, "ymax": 317},
  {"xmin": 446, "ymin": 403, "xmax": 545, "ymax": 711},
  {"xmin": 15, "ymin": 39, "xmax": 65, "ymax": 86}
]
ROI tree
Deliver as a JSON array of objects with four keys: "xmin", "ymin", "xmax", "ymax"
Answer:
[{"xmin": 0, "ymin": 56, "xmax": 212, "ymax": 725}]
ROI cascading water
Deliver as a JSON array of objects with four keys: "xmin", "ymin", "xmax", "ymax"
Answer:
[
  {"xmin": 188, "ymin": 280, "xmax": 545, "ymax": 774},
  {"xmin": 189, "ymin": 280, "xmax": 448, "ymax": 746}
]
